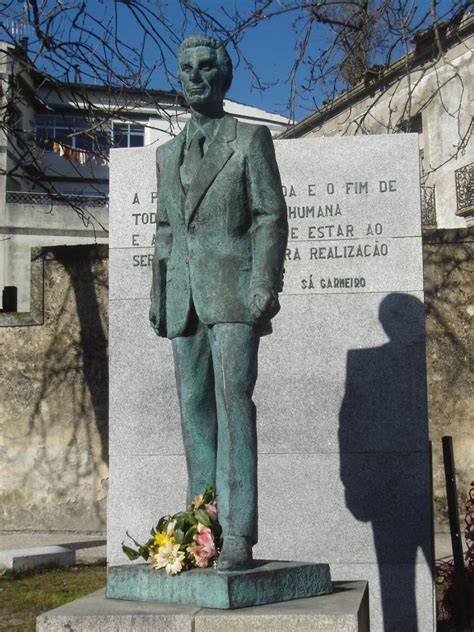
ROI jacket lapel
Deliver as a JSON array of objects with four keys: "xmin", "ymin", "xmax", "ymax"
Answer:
[
  {"xmin": 162, "ymin": 128, "xmax": 186, "ymax": 220},
  {"xmin": 184, "ymin": 115, "xmax": 236, "ymax": 226}
]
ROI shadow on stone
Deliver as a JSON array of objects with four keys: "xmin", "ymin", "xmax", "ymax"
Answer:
[{"xmin": 339, "ymin": 292, "xmax": 433, "ymax": 632}]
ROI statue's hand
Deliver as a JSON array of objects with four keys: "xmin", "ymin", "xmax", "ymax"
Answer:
[{"xmin": 249, "ymin": 286, "xmax": 280, "ymax": 320}]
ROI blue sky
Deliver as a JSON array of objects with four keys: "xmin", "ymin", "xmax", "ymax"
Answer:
[
  {"xmin": 89, "ymin": 0, "xmax": 463, "ymax": 120},
  {"xmin": 81, "ymin": 0, "xmax": 323, "ymax": 118}
]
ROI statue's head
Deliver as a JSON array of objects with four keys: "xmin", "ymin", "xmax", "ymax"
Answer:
[{"xmin": 178, "ymin": 35, "xmax": 233, "ymax": 113}]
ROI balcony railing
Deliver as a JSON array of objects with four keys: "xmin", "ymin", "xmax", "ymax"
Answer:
[
  {"xmin": 455, "ymin": 163, "xmax": 474, "ymax": 218},
  {"xmin": 421, "ymin": 185, "xmax": 436, "ymax": 227},
  {"xmin": 6, "ymin": 191, "xmax": 108, "ymax": 208}
]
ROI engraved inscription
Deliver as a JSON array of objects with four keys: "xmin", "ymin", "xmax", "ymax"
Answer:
[{"xmin": 124, "ymin": 172, "xmax": 411, "ymax": 295}]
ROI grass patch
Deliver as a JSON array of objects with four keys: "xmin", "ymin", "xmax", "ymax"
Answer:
[{"xmin": 0, "ymin": 563, "xmax": 106, "ymax": 632}]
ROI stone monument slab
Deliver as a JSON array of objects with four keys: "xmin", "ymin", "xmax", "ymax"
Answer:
[
  {"xmin": 108, "ymin": 134, "xmax": 434, "ymax": 631},
  {"xmin": 0, "ymin": 545, "xmax": 75, "ymax": 571},
  {"xmin": 37, "ymin": 582, "xmax": 368, "ymax": 632}
]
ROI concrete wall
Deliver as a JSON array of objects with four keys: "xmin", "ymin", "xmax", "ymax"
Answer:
[
  {"xmin": 2, "ymin": 201, "xmax": 108, "ymax": 312},
  {"xmin": 0, "ymin": 245, "xmax": 108, "ymax": 532},
  {"xmin": 1, "ymin": 231, "xmax": 471, "ymax": 533}
]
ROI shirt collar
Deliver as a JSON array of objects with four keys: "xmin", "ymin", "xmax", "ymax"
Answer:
[{"xmin": 185, "ymin": 116, "xmax": 223, "ymax": 149}]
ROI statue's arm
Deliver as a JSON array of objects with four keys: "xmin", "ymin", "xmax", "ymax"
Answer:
[
  {"xmin": 245, "ymin": 125, "xmax": 288, "ymax": 319},
  {"xmin": 149, "ymin": 156, "xmax": 172, "ymax": 337}
]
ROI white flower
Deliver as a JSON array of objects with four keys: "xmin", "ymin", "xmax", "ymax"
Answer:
[{"xmin": 152, "ymin": 542, "xmax": 185, "ymax": 575}]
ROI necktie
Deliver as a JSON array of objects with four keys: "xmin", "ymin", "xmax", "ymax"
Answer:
[{"xmin": 181, "ymin": 131, "xmax": 205, "ymax": 189}]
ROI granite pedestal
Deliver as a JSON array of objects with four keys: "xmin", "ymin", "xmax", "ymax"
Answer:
[
  {"xmin": 37, "ymin": 581, "xmax": 368, "ymax": 631},
  {"xmin": 107, "ymin": 560, "xmax": 332, "ymax": 609}
]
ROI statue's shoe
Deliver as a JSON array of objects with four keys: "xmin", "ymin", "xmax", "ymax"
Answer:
[{"xmin": 217, "ymin": 536, "xmax": 253, "ymax": 572}]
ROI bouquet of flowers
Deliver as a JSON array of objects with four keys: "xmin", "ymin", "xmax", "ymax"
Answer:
[{"xmin": 122, "ymin": 485, "xmax": 222, "ymax": 575}]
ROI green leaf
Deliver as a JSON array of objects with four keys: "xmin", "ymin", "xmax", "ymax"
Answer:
[
  {"xmin": 156, "ymin": 516, "xmax": 168, "ymax": 532},
  {"xmin": 126, "ymin": 531, "xmax": 145, "ymax": 550},
  {"xmin": 174, "ymin": 513, "xmax": 186, "ymax": 532},
  {"xmin": 174, "ymin": 528, "xmax": 185, "ymax": 545},
  {"xmin": 202, "ymin": 485, "xmax": 215, "ymax": 504},
  {"xmin": 194, "ymin": 509, "xmax": 211, "ymax": 528},
  {"xmin": 122, "ymin": 543, "xmax": 140, "ymax": 561},
  {"xmin": 138, "ymin": 546, "xmax": 150, "ymax": 561},
  {"xmin": 183, "ymin": 525, "xmax": 197, "ymax": 545},
  {"xmin": 183, "ymin": 512, "xmax": 198, "ymax": 526}
]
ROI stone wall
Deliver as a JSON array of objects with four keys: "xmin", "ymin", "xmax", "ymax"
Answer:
[
  {"xmin": 0, "ymin": 245, "xmax": 108, "ymax": 532},
  {"xmin": 0, "ymin": 232, "xmax": 471, "ymax": 533},
  {"xmin": 423, "ymin": 228, "xmax": 474, "ymax": 529}
]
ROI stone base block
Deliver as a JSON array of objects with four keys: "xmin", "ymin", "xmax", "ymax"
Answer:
[
  {"xmin": 0, "ymin": 546, "xmax": 75, "ymax": 571},
  {"xmin": 106, "ymin": 560, "xmax": 332, "ymax": 609},
  {"xmin": 37, "ymin": 581, "xmax": 369, "ymax": 631}
]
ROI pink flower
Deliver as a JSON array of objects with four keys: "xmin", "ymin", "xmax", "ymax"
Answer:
[
  {"xmin": 204, "ymin": 502, "xmax": 218, "ymax": 520},
  {"xmin": 195, "ymin": 524, "xmax": 213, "ymax": 547},
  {"xmin": 194, "ymin": 543, "xmax": 215, "ymax": 567},
  {"xmin": 201, "ymin": 543, "xmax": 216, "ymax": 557},
  {"xmin": 188, "ymin": 525, "xmax": 216, "ymax": 568}
]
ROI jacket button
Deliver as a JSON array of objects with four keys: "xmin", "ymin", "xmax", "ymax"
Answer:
[{"xmin": 189, "ymin": 223, "xmax": 196, "ymax": 231}]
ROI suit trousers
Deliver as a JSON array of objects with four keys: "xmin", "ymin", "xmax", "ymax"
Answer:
[{"xmin": 171, "ymin": 310, "xmax": 259, "ymax": 543}]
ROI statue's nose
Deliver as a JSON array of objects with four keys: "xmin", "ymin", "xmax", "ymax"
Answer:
[{"xmin": 191, "ymin": 68, "xmax": 201, "ymax": 82}]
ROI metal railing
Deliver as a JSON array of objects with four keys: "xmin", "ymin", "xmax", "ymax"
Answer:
[
  {"xmin": 6, "ymin": 191, "xmax": 109, "ymax": 208},
  {"xmin": 421, "ymin": 184, "xmax": 436, "ymax": 227},
  {"xmin": 455, "ymin": 163, "xmax": 473, "ymax": 218}
]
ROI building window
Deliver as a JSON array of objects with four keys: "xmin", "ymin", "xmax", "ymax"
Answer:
[
  {"xmin": 397, "ymin": 113, "xmax": 423, "ymax": 135},
  {"xmin": 1, "ymin": 287, "xmax": 18, "ymax": 313},
  {"xmin": 35, "ymin": 114, "xmax": 111, "ymax": 153},
  {"xmin": 112, "ymin": 123, "xmax": 145, "ymax": 148}
]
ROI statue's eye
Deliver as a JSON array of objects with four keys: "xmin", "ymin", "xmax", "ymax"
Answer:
[
  {"xmin": 181, "ymin": 65, "xmax": 192, "ymax": 72},
  {"xmin": 200, "ymin": 64, "xmax": 212, "ymax": 71}
]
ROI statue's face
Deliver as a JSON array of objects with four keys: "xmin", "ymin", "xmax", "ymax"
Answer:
[{"xmin": 179, "ymin": 46, "xmax": 225, "ymax": 111}]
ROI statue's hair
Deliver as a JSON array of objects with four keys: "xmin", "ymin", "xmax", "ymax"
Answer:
[{"xmin": 178, "ymin": 35, "xmax": 233, "ymax": 93}]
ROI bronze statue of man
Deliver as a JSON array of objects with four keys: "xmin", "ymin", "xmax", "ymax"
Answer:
[{"xmin": 149, "ymin": 35, "xmax": 288, "ymax": 570}]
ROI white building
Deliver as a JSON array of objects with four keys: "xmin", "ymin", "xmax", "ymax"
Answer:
[
  {"xmin": 279, "ymin": 12, "xmax": 473, "ymax": 230},
  {"xmin": 0, "ymin": 41, "xmax": 290, "ymax": 312}
]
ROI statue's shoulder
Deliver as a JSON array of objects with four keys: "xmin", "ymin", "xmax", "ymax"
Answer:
[
  {"xmin": 234, "ymin": 117, "xmax": 270, "ymax": 139},
  {"xmin": 231, "ymin": 118, "xmax": 274, "ymax": 150}
]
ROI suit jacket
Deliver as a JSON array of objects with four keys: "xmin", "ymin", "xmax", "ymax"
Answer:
[{"xmin": 150, "ymin": 114, "xmax": 288, "ymax": 339}]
